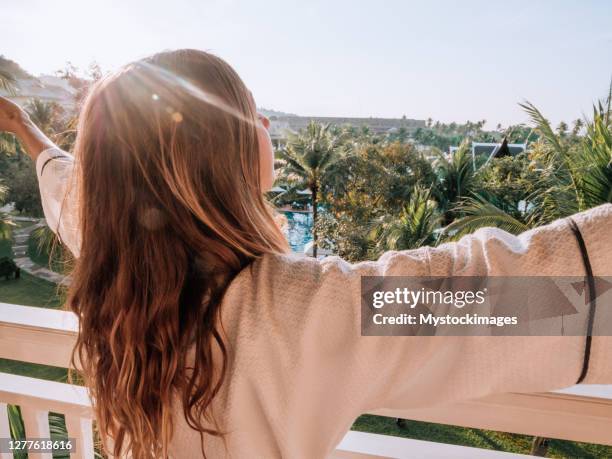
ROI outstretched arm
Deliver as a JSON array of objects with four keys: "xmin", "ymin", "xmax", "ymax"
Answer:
[
  {"xmin": 0, "ymin": 96, "xmax": 80, "ymax": 257},
  {"xmin": 0, "ymin": 96, "xmax": 56, "ymax": 160},
  {"xmin": 248, "ymin": 204, "xmax": 612, "ymax": 429}
]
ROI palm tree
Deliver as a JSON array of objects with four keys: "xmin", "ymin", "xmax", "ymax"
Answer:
[
  {"xmin": 569, "ymin": 85, "xmax": 612, "ymax": 208},
  {"xmin": 571, "ymin": 119, "xmax": 584, "ymax": 136},
  {"xmin": 432, "ymin": 141, "xmax": 477, "ymax": 224},
  {"xmin": 520, "ymin": 81, "xmax": 612, "ymax": 213},
  {"xmin": 24, "ymin": 98, "xmax": 76, "ymax": 149},
  {"xmin": 25, "ymin": 98, "xmax": 57, "ymax": 133},
  {"xmin": 278, "ymin": 121, "xmax": 345, "ymax": 257},
  {"xmin": 373, "ymin": 187, "xmax": 440, "ymax": 252}
]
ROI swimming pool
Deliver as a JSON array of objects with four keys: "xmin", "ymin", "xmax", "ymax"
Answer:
[{"xmin": 281, "ymin": 211, "xmax": 313, "ymax": 253}]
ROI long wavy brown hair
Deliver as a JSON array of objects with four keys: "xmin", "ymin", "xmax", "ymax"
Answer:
[{"xmin": 67, "ymin": 49, "xmax": 288, "ymax": 458}]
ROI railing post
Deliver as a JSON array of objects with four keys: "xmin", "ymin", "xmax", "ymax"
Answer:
[
  {"xmin": 65, "ymin": 415, "xmax": 95, "ymax": 459},
  {"xmin": 0, "ymin": 403, "xmax": 11, "ymax": 459},
  {"xmin": 20, "ymin": 407, "xmax": 52, "ymax": 459}
]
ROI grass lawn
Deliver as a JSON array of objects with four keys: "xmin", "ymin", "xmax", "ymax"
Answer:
[
  {"xmin": 0, "ymin": 221, "xmax": 66, "ymax": 308},
  {"xmin": 352, "ymin": 414, "xmax": 612, "ymax": 458},
  {"xmin": 0, "ymin": 272, "xmax": 65, "ymax": 308}
]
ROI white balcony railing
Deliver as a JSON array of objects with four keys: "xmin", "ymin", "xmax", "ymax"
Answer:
[{"xmin": 1, "ymin": 302, "xmax": 612, "ymax": 459}]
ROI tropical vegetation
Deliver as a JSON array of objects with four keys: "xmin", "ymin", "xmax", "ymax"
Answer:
[{"xmin": 275, "ymin": 82, "xmax": 612, "ymax": 264}]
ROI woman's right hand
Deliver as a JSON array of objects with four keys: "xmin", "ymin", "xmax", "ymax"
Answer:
[
  {"xmin": 0, "ymin": 95, "xmax": 56, "ymax": 160},
  {"xmin": 0, "ymin": 95, "xmax": 29, "ymax": 135}
]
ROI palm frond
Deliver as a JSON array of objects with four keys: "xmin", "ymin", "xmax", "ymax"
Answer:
[
  {"xmin": 565, "ymin": 87, "xmax": 612, "ymax": 209},
  {"xmin": 519, "ymin": 101, "xmax": 565, "ymax": 157},
  {"xmin": 0, "ymin": 69, "xmax": 17, "ymax": 94},
  {"xmin": 442, "ymin": 196, "xmax": 530, "ymax": 240},
  {"xmin": 373, "ymin": 187, "xmax": 441, "ymax": 251}
]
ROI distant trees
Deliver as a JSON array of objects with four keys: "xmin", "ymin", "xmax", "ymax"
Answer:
[
  {"xmin": 55, "ymin": 60, "xmax": 104, "ymax": 108},
  {"xmin": 412, "ymin": 119, "xmax": 499, "ymax": 152},
  {"xmin": 273, "ymin": 81, "xmax": 612, "ymax": 262}
]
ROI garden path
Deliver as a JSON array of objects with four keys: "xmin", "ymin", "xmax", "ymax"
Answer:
[{"xmin": 11, "ymin": 217, "xmax": 70, "ymax": 286}]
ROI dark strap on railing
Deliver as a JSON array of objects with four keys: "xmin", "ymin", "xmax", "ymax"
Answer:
[{"xmin": 567, "ymin": 217, "xmax": 596, "ymax": 384}]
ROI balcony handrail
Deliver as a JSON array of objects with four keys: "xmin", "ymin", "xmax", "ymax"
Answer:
[
  {"xmin": 2, "ymin": 302, "xmax": 612, "ymax": 448},
  {"xmin": 0, "ymin": 373, "xmax": 91, "ymax": 418},
  {"xmin": 0, "ymin": 302, "xmax": 77, "ymax": 368}
]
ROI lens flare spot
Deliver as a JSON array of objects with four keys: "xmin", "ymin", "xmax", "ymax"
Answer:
[
  {"xmin": 137, "ymin": 207, "xmax": 166, "ymax": 231},
  {"xmin": 151, "ymin": 93, "xmax": 159, "ymax": 101}
]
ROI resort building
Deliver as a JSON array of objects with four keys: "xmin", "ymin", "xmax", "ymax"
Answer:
[{"xmin": 449, "ymin": 139, "xmax": 528, "ymax": 169}]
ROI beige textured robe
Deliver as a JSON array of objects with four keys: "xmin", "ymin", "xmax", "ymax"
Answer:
[{"xmin": 36, "ymin": 147, "xmax": 612, "ymax": 458}]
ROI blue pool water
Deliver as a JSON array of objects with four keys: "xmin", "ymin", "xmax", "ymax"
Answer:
[{"xmin": 281, "ymin": 211, "xmax": 313, "ymax": 253}]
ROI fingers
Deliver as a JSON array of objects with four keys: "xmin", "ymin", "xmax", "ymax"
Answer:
[{"xmin": 0, "ymin": 96, "xmax": 28, "ymax": 133}]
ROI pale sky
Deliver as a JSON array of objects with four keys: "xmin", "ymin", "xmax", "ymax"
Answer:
[{"xmin": 2, "ymin": 0, "xmax": 611, "ymax": 127}]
